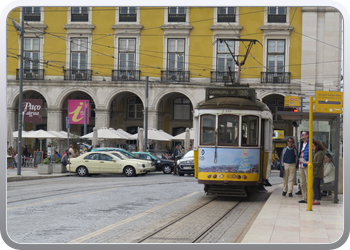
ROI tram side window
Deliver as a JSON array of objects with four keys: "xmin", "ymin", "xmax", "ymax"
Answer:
[
  {"xmin": 200, "ymin": 115, "xmax": 215, "ymax": 145},
  {"xmin": 218, "ymin": 115, "xmax": 239, "ymax": 145},
  {"xmin": 242, "ymin": 115, "xmax": 259, "ymax": 146}
]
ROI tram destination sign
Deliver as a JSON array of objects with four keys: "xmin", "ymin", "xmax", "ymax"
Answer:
[
  {"xmin": 206, "ymin": 88, "xmax": 255, "ymax": 100},
  {"xmin": 315, "ymin": 91, "xmax": 343, "ymax": 114}
]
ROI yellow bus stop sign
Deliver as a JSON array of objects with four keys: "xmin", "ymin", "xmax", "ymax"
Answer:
[
  {"xmin": 315, "ymin": 91, "xmax": 343, "ymax": 114},
  {"xmin": 284, "ymin": 96, "xmax": 300, "ymax": 107}
]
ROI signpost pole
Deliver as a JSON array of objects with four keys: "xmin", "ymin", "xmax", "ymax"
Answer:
[{"xmin": 307, "ymin": 96, "xmax": 315, "ymax": 211}]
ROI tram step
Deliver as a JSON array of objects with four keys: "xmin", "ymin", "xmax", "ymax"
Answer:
[{"xmin": 206, "ymin": 187, "xmax": 248, "ymax": 197}]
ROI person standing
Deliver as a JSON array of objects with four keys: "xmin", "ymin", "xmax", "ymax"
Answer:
[
  {"xmin": 307, "ymin": 140, "xmax": 324, "ymax": 205},
  {"xmin": 172, "ymin": 145, "xmax": 181, "ymax": 175},
  {"xmin": 69, "ymin": 144, "xmax": 76, "ymax": 158},
  {"xmin": 280, "ymin": 137, "xmax": 298, "ymax": 197},
  {"xmin": 296, "ymin": 131, "xmax": 310, "ymax": 203}
]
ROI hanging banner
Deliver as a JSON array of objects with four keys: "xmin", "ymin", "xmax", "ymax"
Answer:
[
  {"xmin": 23, "ymin": 99, "xmax": 42, "ymax": 123},
  {"xmin": 68, "ymin": 100, "xmax": 89, "ymax": 124}
]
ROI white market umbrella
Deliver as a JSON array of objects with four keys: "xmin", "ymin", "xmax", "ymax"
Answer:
[
  {"xmin": 22, "ymin": 129, "xmax": 61, "ymax": 151},
  {"xmin": 48, "ymin": 131, "xmax": 67, "ymax": 139},
  {"xmin": 13, "ymin": 130, "xmax": 28, "ymax": 138},
  {"xmin": 48, "ymin": 131, "xmax": 67, "ymax": 154},
  {"xmin": 157, "ymin": 130, "xmax": 174, "ymax": 140},
  {"xmin": 116, "ymin": 128, "xmax": 133, "ymax": 138},
  {"xmin": 128, "ymin": 128, "xmax": 171, "ymax": 142},
  {"xmin": 173, "ymin": 128, "xmax": 195, "ymax": 140},
  {"xmin": 81, "ymin": 127, "xmax": 127, "ymax": 140}
]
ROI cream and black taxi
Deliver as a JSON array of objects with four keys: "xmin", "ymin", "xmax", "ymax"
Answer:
[{"xmin": 68, "ymin": 151, "xmax": 154, "ymax": 177}]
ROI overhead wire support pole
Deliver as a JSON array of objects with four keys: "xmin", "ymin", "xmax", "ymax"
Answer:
[{"xmin": 12, "ymin": 8, "xmax": 25, "ymax": 176}]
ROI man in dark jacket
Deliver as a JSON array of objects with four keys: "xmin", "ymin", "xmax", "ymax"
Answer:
[
  {"xmin": 172, "ymin": 145, "xmax": 181, "ymax": 175},
  {"xmin": 280, "ymin": 137, "xmax": 298, "ymax": 197}
]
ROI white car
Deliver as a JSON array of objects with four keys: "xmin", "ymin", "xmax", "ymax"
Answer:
[{"xmin": 68, "ymin": 151, "xmax": 154, "ymax": 177}]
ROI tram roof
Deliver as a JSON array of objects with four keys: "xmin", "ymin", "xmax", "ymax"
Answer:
[{"xmin": 195, "ymin": 97, "xmax": 271, "ymax": 112}]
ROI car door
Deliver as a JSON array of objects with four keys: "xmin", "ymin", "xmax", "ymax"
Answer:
[
  {"xmin": 99, "ymin": 153, "xmax": 119, "ymax": 173},
  {"xmin": 83, "ymin": 153, "xmax": 101, "ymax": 173}
]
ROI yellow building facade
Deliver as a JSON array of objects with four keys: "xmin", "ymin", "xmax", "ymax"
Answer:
[{"xmin": 7, "ymin": 7, "xmax": 342, "ymax": 150}]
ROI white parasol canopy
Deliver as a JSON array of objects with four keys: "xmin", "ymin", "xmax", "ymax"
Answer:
[
  {"xmin": 157, "ymin": 129, "xmax": 174, "ymax": 140},
  {"xmin": 128, "ymin": 128, "xmax": 171, "ymax": 142},
  {"xmin": 81, "ymin": 127, "xmax": 128, "ymax": 140},
  {"xmin": 173, "ymin": 128, "xmax": 195, "ymax": 140},
  {"xmin": 13, "ymin": 130, "xmax": 28, "ymax": 138},
  {"xmin": 22, "ymin": 129, "xmax": 63, "ymax": 151},
  {"xmin": 48, "ymin": 131, "xmax": 67, "ymax": 139}
]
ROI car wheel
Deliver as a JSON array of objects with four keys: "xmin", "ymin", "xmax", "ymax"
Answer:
[
  {"xmin": 77, "ymin": 166, "xmax": 88, "ymax": 177},
  {"xmin": 124, "ymin": 166, "xmax": 136, "ymax": 177},
  {"xmin": 162, "ymin": 165, "xmax": 172, "ymax": 174}
]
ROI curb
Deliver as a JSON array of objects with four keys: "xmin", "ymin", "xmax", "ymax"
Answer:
[{"xmin": 7, "ymin": 173, "xmax": 77, "ymax": 182}]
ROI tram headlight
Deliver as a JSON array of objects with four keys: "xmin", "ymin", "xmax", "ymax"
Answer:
[
  {"xmin": 207, "ymin": 174, "xmax": 212, "ymax": 178},
  {"xmin": 237, "ymin": 175, "xmax": 241, "ymax": 179},
  {"xmin": 177, "ymin": 160, "xmax": 180, "ymax": 165},
  {"xmin": 213, "ymin": 174, "xmax": 217, "ymax": 178},
  {"xmin": 242, "ymin": 175, "xmax": 247, "ymax": 179}
]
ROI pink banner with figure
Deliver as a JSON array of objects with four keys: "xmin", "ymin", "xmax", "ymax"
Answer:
[{"xmin": 68, "ymin": 100, "xmax": 89, "ymax": 124}]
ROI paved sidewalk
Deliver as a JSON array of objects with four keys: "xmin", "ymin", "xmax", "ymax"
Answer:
[
  {"xmin": 242, "ymin": 184, "xmax": 344, "ymax": 243},
  {"xmin": 7, "ymin": 167, "xmax": 76, "ymax": 182}
]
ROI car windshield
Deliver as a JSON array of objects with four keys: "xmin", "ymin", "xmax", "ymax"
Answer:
[
  {"xmin": 111, "ymin": 152, "xmax": 128, "ymax": 160},
  {"xmin": 117, "ymin": 151, "xmax": 133, "ymax": 159},
  {"xmin": 183, "ymin": 150, "xmax": 194, "ymax": 158}
]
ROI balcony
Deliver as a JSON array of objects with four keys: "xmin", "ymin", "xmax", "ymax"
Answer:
[
  {"xmin": 119, "ymin": 14, "xmax": 137, "ymax": 22},
  {"xmin": 161, "ymin": 70, "xmax": 190, "ymax": 82},
  {"xmin": 71, "ymin": 13, "xmax": 88, "ymax": 22},
  {"xmin": 112, "ymin": 70, "xmax": 140, "ymax": 81},
  {"xmin": 64, "ymin": 69, "xmax": 92, "ymax": 81},
  {"xmin": 268, "ymin": 14, "xmax": 286, "ymax": 23},
  {"xmin": 24, "ymin": 13, "xmax": 41, "ymax": 22},
  {"xmin": 217, "ymin": 14, "xmax": 236, "ymax": 22},
  {"xmin": 168, "ymin": 14, "xmax": 186, "ymax": 22},
  {"xmin": 211, "ymin": 71, "xmax": 237, "ymax": 83},
  {"xmin": 261, "ymin": 72, "xmax": 291, "ymax": 84},
  {"xmin": 16, "ymin": 69, "xmax": 44, "ymax": 80}
]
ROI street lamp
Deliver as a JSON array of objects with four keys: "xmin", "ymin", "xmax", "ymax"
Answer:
[{"xmin": 12, "ymin": 8, "xmax": 25, "ymax": 175}]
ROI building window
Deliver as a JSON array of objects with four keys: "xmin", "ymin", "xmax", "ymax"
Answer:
[
  {"xmin": 173, "ymin": 97, "xmax": 191, "ymax": 120},
  {"xmin": 127, "ymin": 96, "xmax": 143, "ymax": 119},
  {"xmin": 267, "ymin": 40, "xmax": 285, "ymax": 72},
  {"xmin": 217, "ymin": 40, "xmax": 234, "ymax": 71},
  {"xmin": 267, "ymin": 98, "xmax": 286, "ymax": 121},
  {"xmin": 268, "ymin": 7, "xmax": 286, "ymax": 23},
  {"xmin": 70, "ymin": 38, "xmax": 88, "ymax": 69},
  {"xmin": 23, "ymin": 7, "xmax": 41, "ymax": 21},
  {"xmin": 217, "ymin": 7, "xmax": 236, "ymax": 22},
  {"xmin": 168, "ymin": 38, "xmax": 185, "ymax": 71},
  {"xmin": 119, "ymin": 7, "xmax": 137, "ymax": 22},
  {"xmin": 24, "ymin": 38, "xmax": 40, "ymax": 72},
  {"xmin": 119, "ymin": 38, "xmax": 136, "ymax": 70},
  {"xmin": 168, "ymin": 7, "xmax": 186, "ymax": 22},
  {"xmin": 71, "ymin": 7, "xmax": 89, "ymax": 22}
]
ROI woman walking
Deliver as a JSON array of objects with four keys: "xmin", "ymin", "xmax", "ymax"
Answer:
[{"xmin": 308, "ymin": 140, "xmax": 324, "ymax": 205}]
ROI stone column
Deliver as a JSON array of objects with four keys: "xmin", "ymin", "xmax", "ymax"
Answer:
[
  {"xmin": 95, "ymin": 109, "xmax": 110, "ymax": 129},
  {"xmin": 47, "ymin": 108, "xmax": 62, "ymax": 131},
  {"xmin": 147, "ymin": 108, "xmax": 158, "ymax": 129}
]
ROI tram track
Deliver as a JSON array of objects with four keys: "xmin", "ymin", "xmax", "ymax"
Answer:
[{"xmin": 137, "ymin": 197, "xmax": 243, "ymax": 243}]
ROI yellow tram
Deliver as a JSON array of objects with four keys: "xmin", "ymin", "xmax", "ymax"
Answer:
[{"xmin": 193, "ymin": 87, "xmax": 273, "ymax": 197}]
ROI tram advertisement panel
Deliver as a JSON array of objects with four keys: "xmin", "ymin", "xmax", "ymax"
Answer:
[{"xmin": 198, "ymin": 148, "xmax": 260, "ymax": 174}]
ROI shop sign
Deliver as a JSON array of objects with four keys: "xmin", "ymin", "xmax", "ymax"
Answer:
[
  {"xmin": 68, "ymin": 100, "xmax": 89, "ymax": 124},
  {"xmin": 23, "ymin": 99, "xmax": 42, "ymax": 123}
]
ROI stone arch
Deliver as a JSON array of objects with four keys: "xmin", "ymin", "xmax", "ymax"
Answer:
[
  {"xmin": 104, "ymin": 87, "xmax": 144, "ymax": 110},
  {"xmin": 8, "ymin": 86, "xmax": 51, "ymax": 108},
  {"xmin": 55, "ymin": 87, "xmax": 98, "ymax": 109},
  {"xmin": 152, "ymin": 88, "xmax": 196, "ymax": 110},
  {"xmin": 257, "ymin": 90, "xmax": 286, "ymax": 101}
]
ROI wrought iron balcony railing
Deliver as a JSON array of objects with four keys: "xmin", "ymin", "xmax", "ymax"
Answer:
[
  {"xmin": 71, "ymin": 13, "xmax": 89, "ymax": 22},
  {"xmin": 210, "ymin": 71, "xmax": 237, "ymax": 83},
  {"xmin": 268, "ymin": 14, "xmax": 287, "ymax": 23},
  {"xmin": 217, "ymin": 14, "xmax": 236, "ymax": 22},
  {"xmin": 261, "ymin": 72, "xmax": 291, "ymax": 84},
  {"xmin": 16, "ymin": 69, "xmax": 44, "ymax": 80},
  {"xmin": 64, "ymin": 69, "xmax": 92, "ymax": 81},
  {"xmin": 24, "ymin": 13, "xmax": 41, "ymax": 21},
  {"xmin": 119, "ymin": 14, "xmax": 137, "ymax": 22},
  {"xmin": 168, "ymin": 14, "xmax": 186, "ymax": 22},
  {"xmin": 161, "ymin": 70, "xmax": 190, "ymax": 82},
  {"xmin": 112, "ymin": 70, "xmax": 140, "ymax": 81}
]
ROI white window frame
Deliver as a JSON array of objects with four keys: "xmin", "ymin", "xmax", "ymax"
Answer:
[
  {"xmin": 215, "ymin": 7, "xmax": 239, "ymax": 23},
  {"xmin": 114, "ymin": 35, "xmax": 140, "ymax": 71},
  {"xmin": 115, "ymin": 7, "xmax": 141, "ymax": 24},
  {"xmin": 23, "ymin": 38, "xmax": 40, "ymax": 70},
  {"xmin": 212, "ymin": 38, "xmax": 239, "ymax": 72},
  {"xmin": 263, "ymin": 35, "xmax": 290, "ymax": 73},
  {"xmin": 264, "ymin": 7, "xmax": 290, "ymax": 25},
  {"xmin": 22, "ymin": 7, "xmax": 43, "ymax": 22},
  {"xmin": 118, "ymin": 38, "xmax": 136, "ymax": 70},
  {"xmin": 164, "ymin": 7, "xmax": 190, "ymax": 24},
  {"xmin": 66, "ymin": 35, "xmax": 91, "ymax": 70},
  {"xmin": 167, "ymin": 38, "xmax": 185, "ymax": 71},
  {"xmin": 67, "ymin": 7, "xmax": 92, "ymax": 24},
  {"xmin": 163, "ymin": 36, "xmax": 189, "ymax": 71},
  {"xmin": 267, "ymin": 39, "xmax": 285, "ymax": 72}
]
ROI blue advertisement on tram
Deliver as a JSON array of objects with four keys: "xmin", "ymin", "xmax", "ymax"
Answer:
[{"xmin": 198, "ymin": 148, "xmax": 260, "ymax": 174}]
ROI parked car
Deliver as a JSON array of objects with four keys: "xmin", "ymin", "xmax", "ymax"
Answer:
[
  {"xmin": 176, "ymin": 150, "xmax": 194, "ymax": 176},
  {"xmin": 69, "ymin": 151, "xmax": 154, "ymax": 177},
  {"xmin": 91, "ymin": 147, "xmax": 155, "ymax": 173},
  {"xmin": 132, "ymin": 152, "xmax": 175, "ymax": 174}
]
